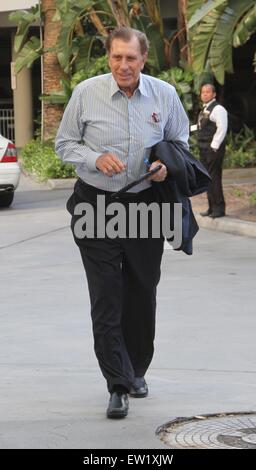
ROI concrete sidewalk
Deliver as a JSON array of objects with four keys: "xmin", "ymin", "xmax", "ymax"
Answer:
[
  {"xmin": 193, "ymin": 168, "xmax": 256, "ymax": 238},
  {"xmin": 1, "ymin": 177, "xmax": 256, "ymax": 449}
]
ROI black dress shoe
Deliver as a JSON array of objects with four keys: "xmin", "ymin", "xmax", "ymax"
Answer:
[
  {"xmin": 129, "ymin": 377, "xmax": 148, "ymax": 398},
  {"xmin": 200, "ymin": 209, "xmax": 212, "ymax": 217},
  {"xmin": 106, "ymin": 391, "xmax": 129, "ymax": 419},
  {"xmin": 209, "ymin": 212, "xmax": 225, "ymax": 218}
]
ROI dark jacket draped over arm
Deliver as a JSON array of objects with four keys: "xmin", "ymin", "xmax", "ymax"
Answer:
[{"xmin": 150, "ymin": 141, "xmax": 211, "ymax": 255}]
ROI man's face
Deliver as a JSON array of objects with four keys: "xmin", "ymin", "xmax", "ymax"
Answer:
[
  {"xmin": 108, "ymin": 36, "xmax": 147, "ymax": 92},
  {"xmin": 200, "ymin": 85, "xmax": 216, "ymax": 104}
]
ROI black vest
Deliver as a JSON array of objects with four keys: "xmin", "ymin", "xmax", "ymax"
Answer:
[{"xmin": 197, "ymin": 100, "xmax": 219, "ymax": 150}]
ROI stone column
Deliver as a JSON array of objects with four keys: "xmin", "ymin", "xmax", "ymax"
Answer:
[{"xmin": 12, "ymin": 40, "xmax": 33, "ymax": 148}]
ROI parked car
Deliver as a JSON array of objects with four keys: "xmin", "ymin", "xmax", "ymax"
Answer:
[{"xmin": 0, "ymin": 134, "xmax": 21, "ymax": 207}]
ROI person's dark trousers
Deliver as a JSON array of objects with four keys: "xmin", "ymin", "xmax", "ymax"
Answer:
[
  {"xmin": 67, "ymin": 179, "xmax": 164, "ymax": 393},
  {"xmin": 199, "ymin": 143, "xmax": 226, "ymax": 215}
]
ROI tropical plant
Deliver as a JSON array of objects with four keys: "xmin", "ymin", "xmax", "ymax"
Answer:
[
  {"xmin": 21, "ymin": 139, "xmax": 76, "ymax": 180},
  {"xmin": 223, "ymin": 125, "xmax": 256, "ymax": 168},
  {"xmin": 10, "ymin": 0, "xmax": 171, "ymax": 77},
  {"xmin": 41, "ymin": 55, "xmax": 110, "ymax": 107},
  {"xmin": 157, "ymin": 66, "xmax": 196, "ymax": 115},
  {"xmin": 187, "ymin": 0, "xmax": 256, "ymax": 84},
  {"xmin": 9, "ymin": 6, "xmax": 42, "ymax": 72},
  {"xmin": 9, "ymin": 0, "xmax": 174, "ymax": 138},
  {"xmin": 189, "ymin": 124, "xmax": 256, "ymax": 167}
]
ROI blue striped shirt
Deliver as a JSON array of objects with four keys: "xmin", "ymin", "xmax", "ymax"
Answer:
[{"xmin": 55, "ymin": 73, "xmax": 189, "ymax": 192}]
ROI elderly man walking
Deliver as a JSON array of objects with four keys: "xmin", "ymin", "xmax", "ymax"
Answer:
[{"xmin": 55, "ymin": 27, "xmax": 189, "ymax": 419}]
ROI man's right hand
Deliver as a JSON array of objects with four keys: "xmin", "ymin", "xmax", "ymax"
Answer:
[{"xmin": 96, "ymin": 153, "xmax": 126, "ymax": 177}]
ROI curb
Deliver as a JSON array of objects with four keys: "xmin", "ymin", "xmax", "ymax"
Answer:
[
  {"xmin": 222, "ymin": 168, "xmax": 256, "ymax": 184},
  {"xmin": 46, "ymin": 178, "xmax": 76, "ymax": 189},
  {"xmin": 195, "ymin": 213, "xmax": 256, "ymax": 239}
]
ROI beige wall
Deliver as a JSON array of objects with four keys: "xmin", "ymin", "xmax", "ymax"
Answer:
[
  {"xmin": 12, "ymin": 37, "xmax": 33, "ymax": 147},
  {"xmin": 0, "ymin": 1, "xmax": 37, "ymax": 13}
]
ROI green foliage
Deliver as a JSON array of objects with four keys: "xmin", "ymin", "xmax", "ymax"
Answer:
[
  {"xmin": 232, "ymin": 188, "xmax": 244, "ymax": 197},
  {"xmin": 55, "ymin": 0, "xmax": 96, "ymax": 74},
  {"xmin": 209, "ymin": 0, "xmax": 254, "ymax": 84},
  {"xmin": 189, "ymin": 125, "xmax": 256, "ymax": 169},
  {"xmin": 9, "ymin": 7, "xmax": 40, "ymax": 53},
  {"xmin": 21, "ymin": 139, "xmax": 76, "ymax": 181},
  {"xmin": 189, "ymin": 133, "xmax": 200, "ymax": 158},
  {"xmin": 40, "ymin": 78, "xmax": 73, "ymax": 106},
  {"xmin": 188, "ymin": 0, "xmax": 256, "ymax": 84},
  {"xmin": 233, "ymin": 4, "xmax": 256, "ymax": 47},
  {"xmin": 71, "ymin": 55, "xmax": 109, "ymax": 89},
  {"xmin": 42, "ymin": 55, "xmax": 110, "ymax": 107},
  {"xmin": 224, "ymin": 149, "xmax": 256, "ymax": 168},
  {"xmin": 250, "ymin": 192, "xmax": 256, "ymax": 205},
  {"xmin": 189, "ymin": 3, "xmax": 228, "ymax": 85},
  {"xmin": 14, "ymin": 37, "xmax": 42, "ymax": 73},
  {"xmin": 157, "ymin": 67, "xmax": 196, "ymax": 115},
  {"xmin": 224, "ymin": 126, "xmax": 256, "ymax": 168},
  {"xmin": 188, "ymin": 0, "xmax": 227, "ymax": 28},
  {"xmin": 10, "ymin": 0, "xmax": 168, "ymax": 79},
  {"xmin": 132, "ymin": 14, "xmax": 165, "ymax": 73}
]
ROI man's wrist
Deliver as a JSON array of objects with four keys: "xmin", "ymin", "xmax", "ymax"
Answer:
[{"xmin": 86, "ymin": 150, "xmax": 102, "ymax": 171}]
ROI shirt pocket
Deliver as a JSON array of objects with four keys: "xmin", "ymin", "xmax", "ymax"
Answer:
[{"xmin": 144, "ymin": 120, "xmax": 163, "ymax": 148}]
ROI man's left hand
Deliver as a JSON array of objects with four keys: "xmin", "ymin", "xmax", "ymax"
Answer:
[{"xmin": 149, "ymin": 160, "xmax": 168, "ymax": 182}]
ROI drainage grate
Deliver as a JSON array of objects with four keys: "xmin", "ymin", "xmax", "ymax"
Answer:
[{"xmin": 157, "ymin": 412, "xmax": 256, "ymax": 449}]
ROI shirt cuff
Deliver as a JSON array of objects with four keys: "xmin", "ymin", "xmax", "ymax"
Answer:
[
  {"xmin": 210, "ymin": 144, "xmax": 219, "ymax": 151},
  {"xmin": 85, "ymin": 149, "xmax": 102, "ymax": 172}
]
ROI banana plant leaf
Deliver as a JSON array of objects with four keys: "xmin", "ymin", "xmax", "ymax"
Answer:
[
  {"xmin": 40, "ymin": 77, "xmax": 73, "ymax": 107},
  {"xmin": 71, "ymin": 36, "xmax": 96, "ymax": 72},
  {"xmin": 209, "ymin": 0, "xmax": 255, "ymax": 84},
  {"xmin": 9, "ymin": 7, "xmax": 40, "ymax": 53},
  {"xmin": 56, "ymin": 10, "xmax": 82, "ymax": 73},
  {"xmin": 14, "ymin": 37, "xmax": 42, "ymax": 73},
  {"xmin": 56, "ymin": 0, "xmax": 95, "ymax": 73},
  {"xmin": 39, "ymin": 91, "xmax": 69, "ymax": 106},
  {"xmin": 233, "ymin": 4, "xmax": 256, "ymax": 47},
  {"xmin": 187, "ymin": 0, "xmax": 206, "ymax": 20},
  {"xmin": 142, "ymin": 0, "xmax": 164, "ymax": 34},
  {"xmin": 188, "ymin": 0, "xmax": 227, "ymax": 29},
  {"xmin": 191, "ymin": 4, "xmax": 227, "ymax": 78},
  {"xmin": 40, "ymin": 92, "xmax": 68, "ymax": 105},
  {"xmin": 146, "ymin": 23, "xmax": 166, "ymax": 72},
  {"xmin": 132, "ymin": 14, "xmax": 165, "ymax": 72}
]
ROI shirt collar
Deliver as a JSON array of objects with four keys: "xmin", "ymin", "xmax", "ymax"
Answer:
[
  {"xmin": 138, "ymin": 74, "xmax": 149, "ymax": 97},
  {"xmin": 110, "ymin": 73, "xmax": 149, "ymax": 98},
  {"xmin": 203, "ymin": 98, "xmax": 216, "ymax": 108}
]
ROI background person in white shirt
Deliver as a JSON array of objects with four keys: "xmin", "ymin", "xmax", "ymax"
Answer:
[{"xmin": 197, "ymin": 83, "xmax": 228, "ymax": 218}]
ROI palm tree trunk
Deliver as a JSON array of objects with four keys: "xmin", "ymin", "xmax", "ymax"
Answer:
[
  {"xmin": 89, "ymin": 8, "xmax": 108, "ymax": 37},
  {"xmin": 107, "ymin": 0, "xmax": 130, "ymax": 27},
  {"xmin": 177, "ymin": 0, "xmax": 191, "ymax": 65},
  {"xmin": 42, "ymin": 0, "xmax": 63, "ymax": 140}
]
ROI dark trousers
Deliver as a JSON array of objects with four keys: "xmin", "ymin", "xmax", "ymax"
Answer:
[
  {"xmin": 199, "ymin": 144, "xmax": 226, "ymax": 215},
  {"xmin": 67, "ymin": 180, "xmax": 164, "ymax": 392}
]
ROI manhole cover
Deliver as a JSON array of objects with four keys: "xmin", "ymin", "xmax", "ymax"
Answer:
[{"xmin": 157, "ymin": 412, "xmax": 256, "ymax": 449}]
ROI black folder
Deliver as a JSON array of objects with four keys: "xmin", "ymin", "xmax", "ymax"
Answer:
[{"xmin": 110, "ymin": 164, "xmax": 162, "ymax": 198}]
